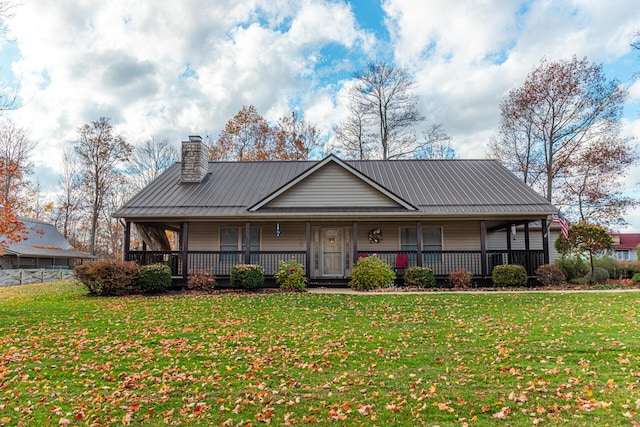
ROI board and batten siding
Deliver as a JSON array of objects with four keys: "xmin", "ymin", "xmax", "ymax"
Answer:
[{"xmin": 265, "ymin": 163, "xmax": 401, "ymax": 209}]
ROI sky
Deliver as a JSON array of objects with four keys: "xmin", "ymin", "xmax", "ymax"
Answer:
[{"xmin": 1, "ymin": 0, "xmax": 639, "ymax": 231}]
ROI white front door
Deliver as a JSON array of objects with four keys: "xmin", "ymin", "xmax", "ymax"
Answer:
[{"xmin": 321, "ymin": 228, "xmax": 344, "ymax": 276}]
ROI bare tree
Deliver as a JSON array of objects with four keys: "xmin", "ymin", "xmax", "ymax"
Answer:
[
  {"xmin": 0, "ymin": 119, "xmax": 33, "ymax": 211},
  {"xmin": 128, "ymin": 136, "xmax": 178, "ymax": 191},
  {"xmin": 75, "ymin": 117, "xmax": 132, "ymax": 255},
  {"xmin": 333, "ymin": 102, "xmax": 373, "ymax": 160},
  {"xmin": 343, "ymin": 61, "xmax": 424, "ymax": 159},
  {"xmin": 54, "ymin": 149, "xmax": 82, "ymax": 242},
  {"xmin": 0, "ymin": 1, "xmax": 21, "ymax": 111},
  {"xmin": 413, "ymin": 123, "xmax": 456, "ymax": 159},
  {"xmin": 487, "ymin": 56, "xmax": 631, "ymax": 210}
]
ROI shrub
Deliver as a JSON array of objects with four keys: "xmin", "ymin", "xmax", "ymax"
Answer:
[
  {"xmin": 274, "ymin": 259, "xmax": 307, "ymax": 292},
  {"xmin": 187, "ymin": 269, "xmax": 216, "ymax": 291},
  {"xmin": 350, "ymin": 255, "xmax": 395, "ymax": 291},
  {"xmin": 619, "ymin": 261, "xmax": 640, "ymax": 278},
  {"xmin": 74, "ymin": 260, "xmax": 140, "ymax": 296},
  {"xmin": 449, "ymin": 269, "xmax": 472, "ymax": 289},
  {"xmin": 556, "ymin": 256, "xmax": 589, "ymax": 282},
  {"xmin": 632, "ymin": 273, "xmax": 640, "ymax": 284},
  {"xmin": 404, "ymin": 267, "xmax": 436, "ymax": 288},
  {"xmin": 583, "ymin": 267, "xmax": 609, "ymax": 284},
  {"xmin": 230, "ymin": 264, "xmax": 264, "ymax": 290},
  {"xmin": 593, "ymin": 256, "xmax": 621, "ymax": 279},
  {"xmin": 138, "ymin": 263, "xmax": 172, "ymax": 294},
  {"xmin": 492, "ymin": 264, "xmax": 528, "ymax": 287},
  {"xmin": 534, "ymin": 264, "xmax": 566, "ymax": 286}
]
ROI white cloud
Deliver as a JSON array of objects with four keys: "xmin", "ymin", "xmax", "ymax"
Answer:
[{"xmin": 1, "ymin": 0, "xmax": 639, "ymax": 228}]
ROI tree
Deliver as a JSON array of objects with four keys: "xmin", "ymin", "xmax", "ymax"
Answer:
[
  {"xmin": 274, "ymin": 110, "xmax": 320, "ymax": 160},
  {"xmin": 414, "ymin": 123, "xmax": 456, "ymax": 159},
  {"xmin": 555, "ymin": 222, "xmax": 613, "ymax": 283},
  {"xmin": 487, "ymin": 56, "xmax": 634, "ymax": 222},
  {"xmin": 53, "ymin": 149, "xmax": 82, "ymax": 244},
  {"xmin": 0, "ymin": 119, "xmax": 34, "ymax": 212},
  {"xmin": 333, "ymin": 102, "xmax": 374, "ymax": 160},
  {"xmin": 556, "ymin": 137, "xmax": 636, "ymax": 227},
  {"xmin": 0, "ymin": 1, "xmax": 20, "ymax": 111},
  {"xmin": 75, "ymin": 117, "xmax": 132, "ymax": 255},
  {"xmin": 0, "ymin": 163, "xmax": 24, "ymax": 252},
  {"xmin": 340, "ymin": 61, "xmax": 424, "ymax": 159},
  {"xmin": 128, "ymin": 136, "xmax": 178, "ymax": 190},
  {"xmin": 211, "ymin": 105, "xmax": 274, "ymax": 161}
]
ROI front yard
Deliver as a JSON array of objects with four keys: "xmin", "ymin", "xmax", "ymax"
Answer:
[{"xmin": 0, "ymin": 282, "xmax": 639, "ymax": 426}]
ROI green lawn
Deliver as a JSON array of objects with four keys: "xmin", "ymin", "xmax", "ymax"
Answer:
[{"xmin": 0, "ymin": 282, "xmax": 639, "ymax": 426}]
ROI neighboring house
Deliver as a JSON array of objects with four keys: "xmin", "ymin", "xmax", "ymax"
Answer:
[
  {"xmin": 113, "ymin": 136, "xmax": 559, "ymax": 283},
  {"xmin": 610, "ymin": 233, "xmax": 640, "ymax": 261},
  {"xmin": 0, "ymin": 217, "xmax": 94, "ymax": 269}
]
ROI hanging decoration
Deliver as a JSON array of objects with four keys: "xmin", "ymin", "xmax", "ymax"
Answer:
[
  {"xmin": 368, "ymin": 228, "xmax": 383, "ymax": 244},
  {"xmin": 276, "ymin": 223, "xmax": 281, "ymax": 237}
]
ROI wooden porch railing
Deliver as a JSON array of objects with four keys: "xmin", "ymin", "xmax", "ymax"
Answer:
[{"xmin": 127, "ymin": 249, "xmax": 545, "ymax": 278}]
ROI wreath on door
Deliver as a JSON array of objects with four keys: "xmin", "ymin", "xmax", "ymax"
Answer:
[{"xmin": 368, "ymin": 228, "xmax": 383, "ymax": 244}]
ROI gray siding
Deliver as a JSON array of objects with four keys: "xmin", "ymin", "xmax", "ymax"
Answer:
[{"xmin": 259, "ymin": 163, "xmax": 401, "ymax": 209}]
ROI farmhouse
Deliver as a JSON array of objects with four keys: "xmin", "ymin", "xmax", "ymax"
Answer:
[{"xmin": 114, "ymin": 136, "xmax": 559, "ymax": 285}]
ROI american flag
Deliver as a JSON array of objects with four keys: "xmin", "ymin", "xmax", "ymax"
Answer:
[{"xmin": 552, "ymin": 211, "xmax": 569, "ymax": 239}]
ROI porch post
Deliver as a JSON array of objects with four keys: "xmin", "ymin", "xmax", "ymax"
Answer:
[
  {"xmin": 524, "ymin": 222, "xmax": 531, "ymax": 275},
  {"xmin": 480, "ymin": 220, "xmax": 487, "ymax": 277},
  {"xmin": 306, "ymin": 222, "xmax": 311, "ymax": 278},
  {"xmin": 506, "ymin": 225, "xmax": 512, "ymax": 264},
  {"xmin": 123, "ymin": 221, "xmax": 131, "ymax": 262},
  {"xmin": 352, "ymin": 221, "xmax": 358, "ymax": 264},
  {"xmin": 542, "ymin": 218, "xmax": 550, "ymax": 265},
  {"xmin": 244, "ymin": 222, "xmax": 251, "ymax": 264},
  {"xmin": 182, "ymin": 221, "xmax": 189, "ymax": 281},
  {"xmin": 416, "ymin": 221, "xmax": 423, "ymax": 267}
]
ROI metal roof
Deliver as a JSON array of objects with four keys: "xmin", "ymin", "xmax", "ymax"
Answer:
[
  {"xmin": 1, "ymin": 218, "xmax": 94, "ymax": 259},
  {"xmin": 113, "ymin": 157, "xmax": 557, "ymax": 219}
]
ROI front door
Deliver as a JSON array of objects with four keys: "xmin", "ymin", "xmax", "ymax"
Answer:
[{"xmin": 321, "ymin": 228, "xmax": 344, "ymax": 276}]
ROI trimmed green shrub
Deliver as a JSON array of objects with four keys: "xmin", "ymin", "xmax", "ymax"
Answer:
[
  {"xmin": 74, "ymin": 260, "xmax": 140, "ymax": 296},
  {"xmin": 492, "ymin": 264, "xmax": 528, "ymax": 287},
  {"xmin": 187, "ymin": 269, "xmax": 216, "ymax": 291},
  {"xmin": 535, "ymin": 264, "xmax": 566, "ymax": 286},
  {"xmin": 138, "ymin": 263, "xmax": 172, "ymax": 294},
  {"xmin": 584, "ymin": 267, "xmax": 609, "ymax": 284},
  {"xmin": 449, "ymin": 269, "xmax": 472, "ymax": 289},
  {"xmin": 404, "ymin": 267, "xmax": 436, "ymax": 288},
  {"xmin": 556, "ymin": 256, "xmax": 589, "ymax": 282},
  {"xmin": 632, "ymin": 273, "xmax": 640, "ymax": 284},
  {"xmin": 274, "ymin": 259, "xmax": 307, "ymax": 292},
  {"xmin": 350, "ymin": 255, "xmax": 395, "ymax": 291},
  {"xmin": 230, "ymin": 264, "xmax": 264, "ymax": 290}
]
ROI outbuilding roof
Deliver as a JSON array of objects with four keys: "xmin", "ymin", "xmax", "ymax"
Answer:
[
  {"xmin": 1, "ymin": 218, "xmax": 94, "ymax": 259},
  {"xmin": 114, "ymin": 156, "xmax": 557, "ymax": 219}
]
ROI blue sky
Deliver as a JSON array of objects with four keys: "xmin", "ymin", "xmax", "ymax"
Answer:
[{"xmin": 0, "ymin": 0, "xmax": 639, "ymax": 230}]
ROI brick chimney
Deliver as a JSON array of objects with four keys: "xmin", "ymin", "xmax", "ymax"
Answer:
[{"xmin": 181, "ymin": 135, "xmax": 208, "ymax": 183}]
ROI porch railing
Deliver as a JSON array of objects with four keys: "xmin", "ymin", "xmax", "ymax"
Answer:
[
  {"xmin": 356, "ymin": 249, "xmax": 544, "ymax": 276},
  {"xmin": 127, "ymin": 249, "xmax": 544, "ymax": 278}
]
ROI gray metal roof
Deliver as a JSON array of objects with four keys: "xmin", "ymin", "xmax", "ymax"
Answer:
[
  {"xmin": 1, "ymin": 218, "xmax": 94, "ymax": 259},
  {"xmin": 114, "ymin": 157, "xmax": 557, "ymax": 219}
]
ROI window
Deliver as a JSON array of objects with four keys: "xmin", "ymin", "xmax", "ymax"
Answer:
[
  {"xmin": 614, "ymin": 250, "xmax": 629, "ymax": 261},
  {"xmin": 400, "ymin": 226, "xmax": 442, "ymax": 263},
  {"xmin": 220, "ymin": 227, "xmax": 260, "ymax": 262}
]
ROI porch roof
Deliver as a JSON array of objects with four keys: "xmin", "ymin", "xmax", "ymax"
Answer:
[{"xmin": 114, "ymin": 157, "xmax": 557, "ymax": 219}]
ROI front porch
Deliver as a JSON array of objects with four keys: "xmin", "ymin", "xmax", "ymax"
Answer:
[{"xmin": 124, "ymin": 218, "xmax": 549, "ymax": 284}]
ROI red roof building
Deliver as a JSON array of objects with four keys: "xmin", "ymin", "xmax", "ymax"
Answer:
[{"xmin": 610, "ymin": 233, "xmax": 640, "ymax": 261}]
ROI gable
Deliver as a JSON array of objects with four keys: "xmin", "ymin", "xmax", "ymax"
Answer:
[{"xmin": 260, "ymin": 162, "xmax": 407, "ymax": 210}]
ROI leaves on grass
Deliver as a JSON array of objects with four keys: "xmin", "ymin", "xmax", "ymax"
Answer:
[{"xmin": 0, "ymin": 282, "xmax": 639, "ymax": 425}]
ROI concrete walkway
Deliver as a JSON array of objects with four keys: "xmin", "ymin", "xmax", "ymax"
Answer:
[{"xmin": 307, "ymin": 286, "xmax": 640, "ymax": 295}]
